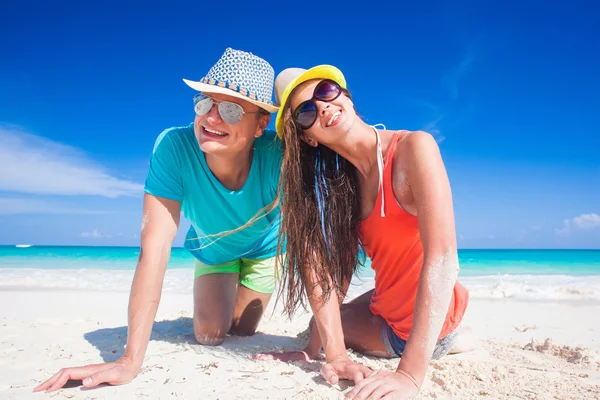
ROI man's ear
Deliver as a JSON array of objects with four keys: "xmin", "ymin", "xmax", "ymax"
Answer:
[
  {"xmin": 300, "ymin": 133, "xmax": 318, "ymax": 147},
  {"xmin": 254, "ymin": 114, "xmax": 271, "ymax": 138}
]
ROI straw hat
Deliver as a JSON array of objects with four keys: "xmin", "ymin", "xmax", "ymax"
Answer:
[{"xmin": 183, "ymin": 48, "xmax": 279, "ymax": 113}]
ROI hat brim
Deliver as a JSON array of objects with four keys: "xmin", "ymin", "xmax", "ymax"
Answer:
[
  {"xmin": 275, "ymin": 65, "xmax": 346, "ymax": 137},
  {"xmin": 182, "ymin": 79, "xmax": 279, "ymax": 113}
]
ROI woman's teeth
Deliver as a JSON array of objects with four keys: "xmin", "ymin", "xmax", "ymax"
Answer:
[
  {"xmin": 205, "ymin": 127, "xmax": 227, "ymax": 136},
  {"xmin": 326, "ymin": 111, "xmax": 341, "ymax": 127}
]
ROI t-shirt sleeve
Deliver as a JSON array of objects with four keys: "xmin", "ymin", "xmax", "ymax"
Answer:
[{"xmin": 144, "ymin": 128, "xmax": 184, "ymax": 202}]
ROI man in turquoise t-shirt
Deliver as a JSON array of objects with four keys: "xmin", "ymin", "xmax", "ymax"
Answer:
[
  {"xmin": 36, "ymin": 48, "xmax": 283, "ymax": 392},
  {"xmin": 146, "ymin": 122, "xmax": 281, "ymax": 292}
]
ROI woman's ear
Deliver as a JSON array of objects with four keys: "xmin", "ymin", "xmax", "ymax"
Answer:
[{"xmin": 300, "ymin": 134, "xmax": 318, "ymax": 147}]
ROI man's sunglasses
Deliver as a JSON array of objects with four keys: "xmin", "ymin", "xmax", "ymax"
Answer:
[{"xmin": 194, "ymin": 94, "xmax": 261, "ymax": 125}]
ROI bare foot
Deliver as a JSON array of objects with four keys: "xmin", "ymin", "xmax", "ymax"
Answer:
[
  {"xmin": 448, "ymin": 325, "xmax": 478, "ymax": 354},
  {"xmin": 252, "ymin": 350, "xmax": 324, "ymax": 362}
]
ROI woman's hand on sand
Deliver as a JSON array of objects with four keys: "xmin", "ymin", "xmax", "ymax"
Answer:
[
  {"xmin": 33, "ymin": 358, "xmax": 139, "ymax": 393},
  {"xmin": 320, "ymin": 357, "xmax": 372, "ymax": 385},
  {"xmin": 252, "ymin": 349, "xmax": 325, "ymax": 362},
  {"xmin": 344, "ymin": 370, "xmax": 419, "ymax": 400}
]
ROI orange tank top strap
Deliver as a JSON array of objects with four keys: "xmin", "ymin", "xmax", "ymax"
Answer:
[{"xmin": 370, "ymin": 125, "xmax": 408, "ymax": 219}]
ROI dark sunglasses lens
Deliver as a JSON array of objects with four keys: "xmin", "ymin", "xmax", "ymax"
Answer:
[
  {"xmin": 314, "ymin": 81, "xmax": 341, "ymax": 101},
  {"xmin": 295, "ymin": 102, "xmax": 317, "ymax": 128}
]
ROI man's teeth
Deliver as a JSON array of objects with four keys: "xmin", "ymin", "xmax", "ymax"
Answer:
[
  {"xmin": 327, "ymin": 111, "xmax": 341, "ymax": 127},
  {"xmin": 205, "ymin": 127, "xmax": 227, "ymax": 136}
]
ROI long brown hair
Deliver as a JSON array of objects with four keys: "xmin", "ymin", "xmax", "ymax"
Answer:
[{"xmin": 276, "ymin": 86, "xmax": 363, "ymax": 317}]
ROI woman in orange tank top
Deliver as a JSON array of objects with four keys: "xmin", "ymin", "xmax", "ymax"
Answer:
[{"xmin": 256, "ymin": 65, "xmax": 476, "ymax": 399}]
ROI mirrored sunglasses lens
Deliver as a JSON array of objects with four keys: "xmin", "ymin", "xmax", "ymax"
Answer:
[
  {"xmin": 194, "ymin": 97, "xmax": 213, "ymax": 116},
  {"xmin": 314, "ymin": 81, "xmax": 341, "ymax": 101},
  {"xmin": 218, "ymin": 102, "xmax": 244, "ymax": 124}
]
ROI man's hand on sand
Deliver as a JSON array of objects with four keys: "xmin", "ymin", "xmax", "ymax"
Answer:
[{"xmin": 34, "ymin": 358, "xmax": 139, "ymax": 392}]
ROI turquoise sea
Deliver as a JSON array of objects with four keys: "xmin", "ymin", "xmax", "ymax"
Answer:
[
  {"xmin": 1, "ymin": 246, "xmax": 599, "ymax": 276},
  {"xmin": 1, "ymin": 246, "xmax": 599, "ymax": 300}
]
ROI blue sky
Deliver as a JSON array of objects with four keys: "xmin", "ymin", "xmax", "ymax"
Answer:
[{"xmin": 1, "ymin": 0, "xmax": 598, "ymax": 249}]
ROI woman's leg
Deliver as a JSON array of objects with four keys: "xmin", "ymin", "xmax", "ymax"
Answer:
[
  {"xmin": 447, "ymin": 325, "xmax": 477, "ymax": 354},
  {"xmin": 338, "ymin": 289, "xmax": 390, "ymax": 357},
  {"xmin": 254, "ymin": 288, "xmax": 390, "ymax": 360}
]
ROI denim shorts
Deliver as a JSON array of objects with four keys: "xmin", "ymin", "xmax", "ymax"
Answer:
[{"xmin": 380, "ymin": 322, "xmax": 460, "ymax": 359}]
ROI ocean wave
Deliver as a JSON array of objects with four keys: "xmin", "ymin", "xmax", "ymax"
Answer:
[
  {"xmin": 1, "ymin": 269, "xmax": 599, "ymax": 302},
  {"xmin": 458, "ymin": 274, "xmax": 600, "ymax": 301},
  {"xmin": 0, "ymin": 268, "xmax": 193, "ymax": 293}
]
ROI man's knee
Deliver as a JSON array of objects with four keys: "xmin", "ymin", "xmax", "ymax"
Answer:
[
  {"xmin": 229, "ymin": 322, "xmax": 257, "ymax": 337},
  {"xmin": 193, "ymin": 321, "xmax": 230, "ymax": 346}
]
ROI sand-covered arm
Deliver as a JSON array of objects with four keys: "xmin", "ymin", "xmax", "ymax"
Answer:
[{"xmin": 395, "ymin": 132, "xmax": 459, "ymax": 386}]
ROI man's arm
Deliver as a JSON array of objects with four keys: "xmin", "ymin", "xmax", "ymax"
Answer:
[
  {"xmin": 35, "ymin": 193, "xmax": 181, "ymax": 392},
  {"xmin": 122, "ymin": 193, "xmax": 181, "ymax": 369}
]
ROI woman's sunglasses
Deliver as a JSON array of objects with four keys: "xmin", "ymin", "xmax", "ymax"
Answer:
[
  {"xmin": 293, "ymin": 80, "xmax": 343, "ymax": 130},
  {"xmin": 194, "ymin": 94, "xmax": 261, "ymax": 125}
]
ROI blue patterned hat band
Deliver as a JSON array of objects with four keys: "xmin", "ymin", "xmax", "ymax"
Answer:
[{"xmin": 183, "ymin": 48, "xmax": 279, "ymax": 113}]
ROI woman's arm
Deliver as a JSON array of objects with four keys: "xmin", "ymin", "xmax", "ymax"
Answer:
[
  {"xmin": 305, "ymin": 261, "xmax": 372, "ymax": 385},
  {"xmin": 396, "ymin": 131, "xmax": 459, "ymax": 385},
  {"xmin": 346, "ymin": 131, "xmax": 459, "ymax": 400}
]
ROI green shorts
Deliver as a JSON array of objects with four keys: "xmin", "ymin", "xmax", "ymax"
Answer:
[{"xmin": 193, "ymin": 256, "xmax": 278, "ymax": 294}]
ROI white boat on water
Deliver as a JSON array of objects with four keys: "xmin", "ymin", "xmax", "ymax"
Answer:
[{"xmin": 15, "ymin": 244, "xmax": 33, "ymax": 248}]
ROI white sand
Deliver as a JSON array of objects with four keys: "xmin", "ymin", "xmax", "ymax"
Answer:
[{"xmin": 1, "ymin": 284, "xmax": 600, "ymax": 399}]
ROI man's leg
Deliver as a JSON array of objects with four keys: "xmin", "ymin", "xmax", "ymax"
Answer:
[
  {"xmin": 230, "ymin": 256, "xmax": 276, "ymax": 336},
  {"xmin": 193, "ymin": 259, "xmax": 240, "ymax": 346},
  {"xmin": 230, "ymin": 286, "xmax": 272, "ymax": 336}
]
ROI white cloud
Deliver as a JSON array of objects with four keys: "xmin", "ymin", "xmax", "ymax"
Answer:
[
  {"xmin": 0, "ymin": 198, "xmax": 109, "ymax": 215},
  {"xmin": 556, "ymin": 213, "xmax": 600, "ymax": 236},
  {"xmin": 0, "ymin": 125, "xmax": 143, "ymax": 198},
  {"xmin": 442, "ymin": 54, "xmax": 475, "ymax": 100},
  {"xmin": 518, "ymin": 224, "xmax": 542, "ymax": 241},
  {"xmin": 80, "ymin": 229, "xmax": 112, "ymax": 239},
  {"xmin": 423, "ymin": 115, "xmax": 445, "ymax": 142}
]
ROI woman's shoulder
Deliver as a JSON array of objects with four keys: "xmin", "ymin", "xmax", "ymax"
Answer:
[
  {"xmin": 393, "ymin": 130, "xmax": 439, "ymax": 160},
  {"xmin": 390, "ymin": 130, "xmax": 442, "ymax": 182}
]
